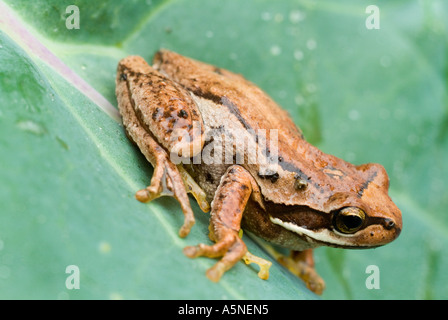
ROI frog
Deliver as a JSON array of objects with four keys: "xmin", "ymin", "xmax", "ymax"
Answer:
[{"xmin": 115, "ymin": 49, "xmax": 402, "ymax": 295}]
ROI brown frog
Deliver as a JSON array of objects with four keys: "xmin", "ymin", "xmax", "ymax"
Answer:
[{"xmin": 115, "ymin": 50, "xmax": 402, "ymax": 294}]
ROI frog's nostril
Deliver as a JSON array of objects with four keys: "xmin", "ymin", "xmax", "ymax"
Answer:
[{"xmin": 384, "ymin": 218, "xmax": 395, "ymax": 230}]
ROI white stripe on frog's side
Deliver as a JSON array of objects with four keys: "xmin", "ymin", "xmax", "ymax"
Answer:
[{"xmin": 269, "ymin": 217, "xmax": 357, "ymax": 247}]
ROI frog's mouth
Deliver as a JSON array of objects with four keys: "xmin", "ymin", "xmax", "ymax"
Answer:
[
  {"xmin": 269, "ymin": 216, "xmax": 359, "ymax": 247},
  {"xmin": 264, "ymin": 203, "xmax": 358, "ymax": 247},
  {"xmin": 269, "ymin": 216, "xmax": 387, "ymax": 249}
]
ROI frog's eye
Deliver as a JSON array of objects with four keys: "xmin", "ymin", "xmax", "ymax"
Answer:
[{"xmin": 333, "ymin": 207, "xmax": 366, "ymax": 234}]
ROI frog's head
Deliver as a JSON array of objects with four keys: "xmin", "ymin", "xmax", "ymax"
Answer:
[{"xmin": 269, "ymin": 163, "xmax": 402, "ymax": 249}]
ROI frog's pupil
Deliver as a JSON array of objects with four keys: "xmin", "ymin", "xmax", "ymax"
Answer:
[{"xmin": 342, "ymin": 215, "xmax": 362, "ymax": 230}]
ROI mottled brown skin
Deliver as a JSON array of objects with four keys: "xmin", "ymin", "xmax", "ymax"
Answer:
[
  {"xmin": 116, "ymin": 64, "xmax": 196, "ymax": 237},
  {"xmin": 117, "ymin": 56, "xmax": 204, "ymax": 158},
  {"xmin": 115, "ymin": 50, "xmax": 402, "ymax": 294},
  {"xmin": 153, "ymin": 51, "xmax": 401, "ymax": 229}
]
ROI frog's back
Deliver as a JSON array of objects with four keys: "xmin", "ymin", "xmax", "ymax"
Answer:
[
  {"xmin": 153, "ymin": 49, "xmax": 301, "ymax": 137},
  {"xmin": 153, "ymin": 50, "xmax": 400, "ymax": 225}
]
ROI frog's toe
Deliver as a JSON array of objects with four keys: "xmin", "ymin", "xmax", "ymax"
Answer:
[
  {"xmin": 135, "ymin": 188, "xmax": 151, "ymax": 202},
  {"xmin": 178, "ymin": 215, "xmax": 195, "ymax": 238},
  {"xmin": 183, "ymin": 233, "xmax": 238, "ymax": 258},
  {"xmin": 135, "ymin": 163, "xmax": 166, "ymax": 203},
  {"xmin": 137, "ymin": 157, "xmax": 195, "ymax": 237},
  {"xmin": 242, "ymin": 251, "xmax": 272, "ymax": 280},
  {"xmin": 178, "ymin": 166, "xmax": 210, "ymax": 213},
  {"xmin": 135, "ymin": 186, "xmax": 161, "ymax": 202}
]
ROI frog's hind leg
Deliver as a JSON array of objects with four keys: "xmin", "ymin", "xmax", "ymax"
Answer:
[
  {"xmin": 116, "ymin": 75, "xmax": 195, "ymax": 238},
  {"xmin": 117, "ymin": 55, "xmax": 205, "ymax": 159},
  {"xmin": 183, "ymin": 165, "xmax": 271, "ymax": 282},
  {"xmin": 277, "ymin": 249, "xmax": 325, "ymax": 295},
  {"xmin": 134, "ymin": 146, "xmax": 195, "ymax": 238},
  {"xmin": 133, "ymin": 134, "xmax": 195, "ymax": 238}
]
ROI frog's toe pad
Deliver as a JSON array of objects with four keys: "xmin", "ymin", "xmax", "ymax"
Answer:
[
  {"xmin": 183, "ymin": 245, "xmax": 200, "ymax": 258},
  {"xmin": 135, "ymin": 188, "xmax": 152, "ymax": 202}
]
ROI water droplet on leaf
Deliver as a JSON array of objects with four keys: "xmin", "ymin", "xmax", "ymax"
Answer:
[{"xmin": 16, "ymin": 120, "xmax": 46, "ymax": 136}]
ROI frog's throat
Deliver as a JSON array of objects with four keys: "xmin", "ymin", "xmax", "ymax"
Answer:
[{"xmin": 269, "ymin": 217, "xmax": 359, "ymax": 248}]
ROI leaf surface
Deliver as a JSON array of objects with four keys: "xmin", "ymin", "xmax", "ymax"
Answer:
[{"xmin": 0, "ymin": 0, "xmax": 447, "ymax": 299}]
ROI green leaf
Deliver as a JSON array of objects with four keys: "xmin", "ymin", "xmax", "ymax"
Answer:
[{"xmin": 1, "ymin": 0, "xmax": 447, "ymax": 300}]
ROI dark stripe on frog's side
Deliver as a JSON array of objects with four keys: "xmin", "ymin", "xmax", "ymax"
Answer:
[
  {"xmin": 266, "ymin": 201, "xmax": 333, "ymax": 231},
  {"xmin": 257, "ymin": 171, "xmax": 279, "ymax": 183},
  {"xmin": 219, "ymin": 97, "xmax": 314, "ymax": 186},
  {"xmin": 357, "ymin": 171, "xmax": 378, "ymax": 197},
  {"xmin": 191, "ymin": 90, "xmax": 321, "ymax": 190},
  {"xmin": 220, "ymin": 96, "xmax": 253, "ymax": 132},
  {"xmin": 190, "ymin": 89, "xmax": 254, "ymax": 135},
  {"xmin": 276, "ymin": 160, "xmax": 309, "ymax": 181}
]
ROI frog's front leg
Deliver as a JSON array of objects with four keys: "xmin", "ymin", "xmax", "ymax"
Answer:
[{"xmin": 184, "ymin": 165, "xmax": 270, "ymax": 281}]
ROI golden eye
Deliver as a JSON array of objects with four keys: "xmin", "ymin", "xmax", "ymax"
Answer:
[{"xmin": 334, "ymin": 207, "xmax": 366, "ymax": 234}]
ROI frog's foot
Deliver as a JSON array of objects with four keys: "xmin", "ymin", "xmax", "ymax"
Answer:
[
  {"xmin": 183, "ymin": 165, "xmax": 264, "ymax": 282},
  {"xmin": 184, "ymin": 237, "xmax": 271, "ymax": 281},
  {"xmin": 184, "ymin": 229, "xmax": 247, "ymax": 282},
  {"xmin": 134, "ymin": 145, "xmax": 195, "ymax": 238},
  {"xmin": 278, "ymin": 249, "xmax": 325, "ymax": 295}
]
